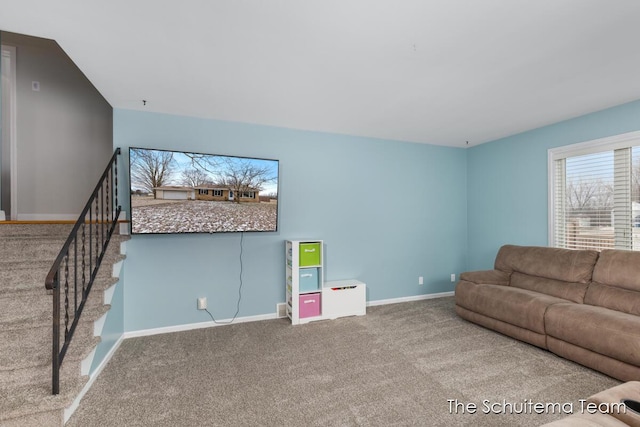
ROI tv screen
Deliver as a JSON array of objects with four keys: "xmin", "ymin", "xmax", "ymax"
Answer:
[{"xmin": 129, "ymin": 147, "xmax": 279, "ymax": 234}]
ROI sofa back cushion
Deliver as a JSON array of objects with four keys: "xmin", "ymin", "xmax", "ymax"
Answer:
[
  {"xmin": 585, "ymin": 249, "xmax": 640, "ymax": 315},
  {"xmin": 494, "ymin": 245, "xmax": 599, "ymax": 284},
  {"xmin": 510, "ymin": 272, "xmax": 588, "ymax": 303}
]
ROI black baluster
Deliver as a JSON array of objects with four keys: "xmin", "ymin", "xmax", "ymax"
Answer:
[
  {"xmin": 82, "ymin": 223, "xmax": 86, "ymax": 294},
  {"xmin": 89, "ymin": 199, "xmax": 93, "ymax": 278},
  {"xmin": 115, "ymin": 154, "xmax": 119, "ymax": 210},
  {"xmin": 107, "ymin": 169, "xmax": 111, "ymax": 226},
  {"xmin": 95, "ymin": 197, "xmax": 99, "ymax": 277},
  {"xmin": 74, "ymin": 236, "xmax": 78, "ymax": 315},
  {"xmin": 101, "ymin": 185, "xmax": 105, "ymax": 250},
  {"xmin": 64, "ymin": 253, "xmax": 69, "ymax": 339}
]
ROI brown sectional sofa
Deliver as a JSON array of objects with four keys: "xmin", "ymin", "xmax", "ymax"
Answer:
[{"xmin": 455, "ymin": 244, "xmax": 640, "ymax": 382}]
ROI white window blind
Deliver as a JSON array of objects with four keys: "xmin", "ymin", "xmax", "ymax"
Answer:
[
  {"xmin": 549, "ymin": 132, "xmax": 640, "ymax": 252},
  {"xmin": 633, "ymin": 146, "xmax": 640, "ymax": 250}
]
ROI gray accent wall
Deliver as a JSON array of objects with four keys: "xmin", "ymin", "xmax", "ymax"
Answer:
[{"xmin": 1, "ymin": 32, "xmax": 112, "ymax": 220}]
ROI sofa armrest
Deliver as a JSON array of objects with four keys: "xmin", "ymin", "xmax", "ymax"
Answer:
[{"xmin": 459, "ymin": 269, "xmax": 510, "ymax": 286}]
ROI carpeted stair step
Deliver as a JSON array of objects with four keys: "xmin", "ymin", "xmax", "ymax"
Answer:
[
  {"xmin": 0, "ymin": 324, "xmax": 99, "ymax": 393},
  {"xmin": 0, "ymin": 322, "xmax": 100, "ymax": 389},
  {"xmin": 0, "ymin": 234, "xmax": 129, "ymax": 264},
  {"xmin": 0, "ymin": 223, "xmax": 125, "ymax": 238},
  {"xmin": 0, "ymin": 250, "xmax": 126, "ymax": 294},
  {"xmin": 0, "ymin": 321, "xmax": 99, "ymax": 374},
  {"xmin": 0, "ymin": 232, "xmax": 129, "ymax": 261},
  {"xmin": 0, "ymin": 224, "xmax": 74, "ymax": 238},
  {"xmin": 0, "ymin": 290, "xmax": 111, "ymax": 331},
  {"xmin": 0, "ymin": 375, "xmax": 87, "ymax": 425},
  {"xmin": 0, "ymin": 268, "xmax": 118, "ymax": 325},
  {"xmin": 0, "ymin": 334, "xmax": 95, "ymax": 389}
]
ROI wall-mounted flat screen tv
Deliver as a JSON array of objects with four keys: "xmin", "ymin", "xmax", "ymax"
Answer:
[{"xmin": 129, "ymin": 147, "xmax": 279, "ymax": 234}]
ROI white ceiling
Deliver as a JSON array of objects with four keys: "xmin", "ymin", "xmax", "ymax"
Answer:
[{"xmin": 2, "ymin": 0, "xmax": 640, "ymax": 147}]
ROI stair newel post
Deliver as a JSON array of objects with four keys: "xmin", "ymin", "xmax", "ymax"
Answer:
[{"xmin": 52, "ymin": 271, "xmax": 60, "ymax": 395}]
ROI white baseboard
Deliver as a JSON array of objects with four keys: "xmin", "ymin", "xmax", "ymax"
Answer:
[
  {"xmin": 64, "ymin": 335, "xmax": 124, "ymax": 423},
  {"xmin": 123, "ymin": 293, "xmax": 454, "ymax": 339},
  {"xmin": 367, "ymin": 291, "xmax": 454, "ymax": 307},
  {"xmin": 123, "ymin": 312, "xmax": 278, "ymax": 339}
]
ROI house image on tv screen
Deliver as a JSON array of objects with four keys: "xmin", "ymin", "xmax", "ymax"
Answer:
[
  {"xmin": 152, "ymin": 186, "xmax": 260, "ymax": 203},
  {"xmin": 193, "ymin": 186, "xmax": 259, "ymax": 202}
]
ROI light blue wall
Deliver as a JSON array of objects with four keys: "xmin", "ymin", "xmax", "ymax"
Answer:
[
  {"xmin": 114, "ymin": 109, "xmax": 468, "ymax": 332},
  {"xmin": 467, "ymin": 99, "xmax": 640, "ymax": 271}
]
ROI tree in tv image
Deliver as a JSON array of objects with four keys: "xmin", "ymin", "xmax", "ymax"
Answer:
[{"xmin": 129, "ymin": 147, "xmax": 279, "ymax": 234}]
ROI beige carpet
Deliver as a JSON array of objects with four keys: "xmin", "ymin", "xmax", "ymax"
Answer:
[{"xmin": 67, "ymin": 297, "xmax": 620, "ymax": 426}]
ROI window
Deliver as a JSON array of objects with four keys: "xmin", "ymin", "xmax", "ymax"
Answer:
[
  {"xmin": 549, "ymin": 131, "xmax": 640, "ymax": 251},
  {"xmin": 198, "ymin": 189, "xmax": 209, "ymax": 195},
  {"xmin": 213, "ymin": 189, "xmax": 223, "ymax": 197},
  {"xmin": 242, "ymin": 191, "xmax": 255, "ymax": 198}
]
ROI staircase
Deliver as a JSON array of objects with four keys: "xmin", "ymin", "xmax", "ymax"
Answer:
[{"xmin": 0, "ymin": 223, "xmax": 128, "ymax": 426}]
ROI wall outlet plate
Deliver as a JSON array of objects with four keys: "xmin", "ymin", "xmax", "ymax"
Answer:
[
  {"xmin": 451, "ymin": 274, "xmax": 456, "ymax": 282},
  {"xmin": 197, "ymin": 297, "xmax": 207, "ymax": 310}
]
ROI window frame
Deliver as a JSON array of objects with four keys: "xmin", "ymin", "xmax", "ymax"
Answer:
[{"xmin": 548, "ymin": 130, "xmax": 640, "ymax": 248}]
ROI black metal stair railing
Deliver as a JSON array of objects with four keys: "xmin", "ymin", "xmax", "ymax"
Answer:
[{"xmin": 45, "ymin": 147, "xmax": 122, "ymax": 395}]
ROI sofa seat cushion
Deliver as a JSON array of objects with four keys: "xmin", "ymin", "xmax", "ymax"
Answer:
[
  {"xmin": 455, "ymin": 280, "xmax": 570, "ymax": 334},
  {"xmin": 545, "ymin": 303, "xmax": 640, "ymax": 367}
]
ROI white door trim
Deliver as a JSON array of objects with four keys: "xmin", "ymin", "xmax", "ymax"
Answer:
[{"xmin": 1, "ymin": 45, "xmax": 18, "ymax": 220}]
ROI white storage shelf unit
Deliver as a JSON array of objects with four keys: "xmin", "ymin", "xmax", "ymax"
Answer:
[
  {"xmin": 286, "ymin": 239, "xmax": 366, "ymax": 325},
  {"xmin": 286, "ymin": 240, "xmax": 324, "ymax": 325}
]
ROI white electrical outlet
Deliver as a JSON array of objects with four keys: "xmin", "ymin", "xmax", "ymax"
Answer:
[
  {"xmin": 451, "ymin": 274, "xmax": 456, "ymax": 282},
  {"xmin": 418, "ymin": 276, "xmax": 424, "ymax": 285},
  {"xmin": 197, "ymin": 297, "xmax": 207, "ymax": 310}
]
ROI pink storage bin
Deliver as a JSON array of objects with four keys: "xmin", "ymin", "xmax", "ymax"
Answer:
[{"xmin": 299, "ymin": 293, "xmax": 321, "ymax": 318}]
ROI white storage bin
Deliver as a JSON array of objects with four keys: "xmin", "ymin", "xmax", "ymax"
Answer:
[{"xmin": 322, "ymin": 280, "xmax": 366, "ymax": 319}]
